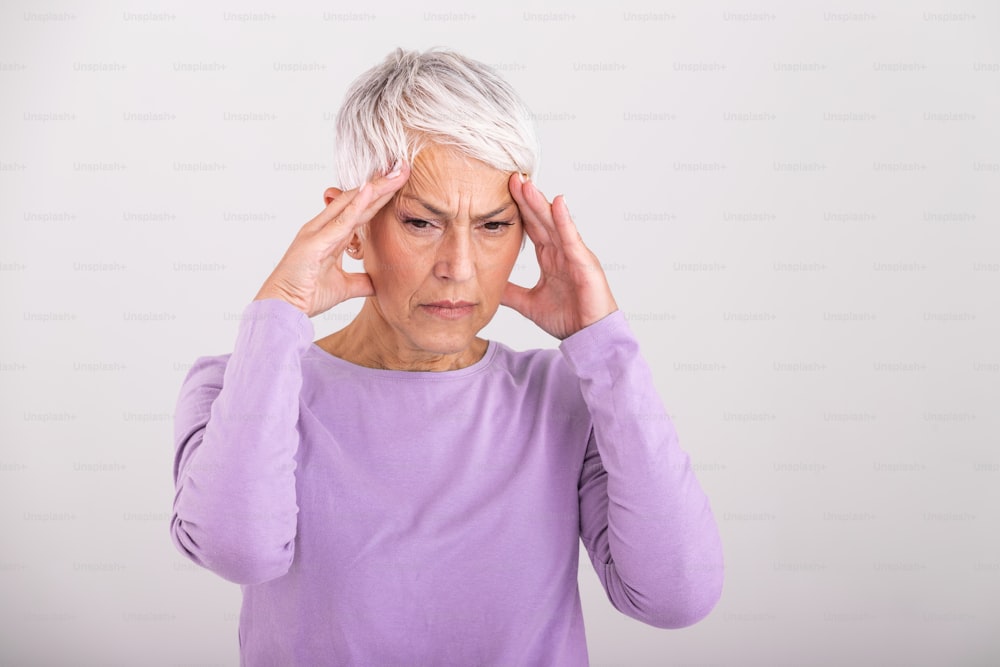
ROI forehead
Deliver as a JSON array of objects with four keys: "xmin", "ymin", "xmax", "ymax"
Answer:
[{"xmin": 395, "ymin": 144, "xmax": 512, "ymax": 212}]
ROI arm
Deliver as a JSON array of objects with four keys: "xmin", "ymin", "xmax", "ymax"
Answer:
[
  {"xmin": 499, "ymin": 173, "xmax": 723, "ymax": 626},
  {"xmin": 172, "ymin": 167, "xmax": 406, "ymax": 584},
  {"xmin": 170, "ymin": 298, "xmax": 313, "ymax": 585},
  {"xmin": 561, "ymin": 310, "xmax": 725, "ymax": 629}
]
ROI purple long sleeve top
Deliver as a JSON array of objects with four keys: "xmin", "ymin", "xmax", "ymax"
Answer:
[{"xmin": 170, "ymin": 298, "xmax": 724, "ymax": 666}]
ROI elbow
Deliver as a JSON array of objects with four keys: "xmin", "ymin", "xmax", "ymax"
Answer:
[
  {"xmin": 642, "ymin": 518, "xmax": 727, "ymax": 629},
  {"xmin": 212, "ymin": 551, "xmax": 295, "ymax": 586},
  {"xmin": 641, "ymin": 562, "xmax": 725, "ymax": 629},
  {"xmin": 611, "ymin": 557, "xmax": 725, "ymax": 630},
  {"xmin": 640, "ymin": 581, "xmax": 724, "ymax": 629},
  {"xmin": 170, "ymin": 514, "xmax": 295, "ymax": 585}
]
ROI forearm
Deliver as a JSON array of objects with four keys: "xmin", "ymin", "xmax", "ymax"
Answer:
[
  {"xmin": 171, "ymin": 298, "xmax": 312, "ymax": 585},
  {"xmin": 562, "ymin": 311, "xmax": 724, "ymax": 628}
]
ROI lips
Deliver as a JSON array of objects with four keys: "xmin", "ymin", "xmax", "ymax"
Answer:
[
  {"xmin": 425, "ymin": 300, "xmax": 475, "ymax": 308},
  {"xmin": 420, "ymin": 300, "xmax": 476, "ymax": 320}
]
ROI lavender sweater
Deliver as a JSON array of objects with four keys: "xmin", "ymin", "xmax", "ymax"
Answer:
[{"xmin": 170, "ymin": 298, "xmax": 724, "ymax": 666}]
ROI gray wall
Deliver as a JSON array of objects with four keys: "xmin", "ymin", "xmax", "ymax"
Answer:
[{"xmin": 1, "ymin": 2, "xmax": 997, "ymax": 665}]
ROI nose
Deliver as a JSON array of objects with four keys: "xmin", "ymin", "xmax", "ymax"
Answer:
[{"xmin": 433, "ymin": 228, "xmax": 475, "ymax": 283}]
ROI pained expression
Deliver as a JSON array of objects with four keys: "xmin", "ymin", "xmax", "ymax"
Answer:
[{"xmin": 357, "ymin": 144, "xmax": 524, "ymax": 356}]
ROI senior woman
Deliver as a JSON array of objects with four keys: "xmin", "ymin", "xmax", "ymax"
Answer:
[{"xmin": 171, "ymin": 47, "xmax": 724, "ymax": 665}]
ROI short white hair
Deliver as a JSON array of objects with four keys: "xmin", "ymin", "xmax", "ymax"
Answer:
[{"xmin": 334, "ymin": 46, "xmax": 541, "ymax": 195}]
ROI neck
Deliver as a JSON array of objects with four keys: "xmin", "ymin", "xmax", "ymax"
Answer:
[{"xmin": 320, "ymin": 298, "xmax": 488, "ymax": 372}]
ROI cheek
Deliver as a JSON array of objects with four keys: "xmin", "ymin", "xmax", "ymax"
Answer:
[
  {"xmin": 480, "ymin": 237, "xmax": 521, "ymax": 290},
  {"xmin": 365, "ymin": 223, "xmax": 432, "ymax": 294}
]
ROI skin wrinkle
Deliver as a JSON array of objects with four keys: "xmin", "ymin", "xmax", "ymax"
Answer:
[
  {"xmin": 315, "ymin": 143, "xmax": 524, "ymax": 372},
  {"xmin": 399, "ymin": 195, "xmax": 516, "ymax": 223}
]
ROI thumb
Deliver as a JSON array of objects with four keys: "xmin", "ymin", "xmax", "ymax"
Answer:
[
  {"xmin": 501, "ymin": 281, "xmax": 531, "ymax": 317},
  {"xmin": 344, "ymin": 272, "xmax": 375, "ymax": 300}
]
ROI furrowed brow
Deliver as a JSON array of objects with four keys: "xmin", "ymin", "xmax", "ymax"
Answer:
[{"xmin": 401, "ymin": 196, "xmax": 515, "ymax": 221}]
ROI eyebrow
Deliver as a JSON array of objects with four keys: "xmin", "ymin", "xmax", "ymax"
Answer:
[{"xmin": 399, "ymin": 195, "xmax": 515, "ymax": 221}]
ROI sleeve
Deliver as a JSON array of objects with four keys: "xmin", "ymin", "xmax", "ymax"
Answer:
[
  {"xmin": 169, "ymin": 298, "xmax": 314, "ymax": 585},
  {"xmin": 560, "ymin": 310, "xmax": 725, "ymax": 629}
]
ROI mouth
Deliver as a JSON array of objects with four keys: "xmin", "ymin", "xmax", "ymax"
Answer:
[{"xmin": 420, "ymin": 300, "xmax": 476, "ymax": 320}]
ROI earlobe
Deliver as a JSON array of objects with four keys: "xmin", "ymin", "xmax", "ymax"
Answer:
[{"xmin": 346, "ymin": 231, "xmax": 364, "ymax": 259}]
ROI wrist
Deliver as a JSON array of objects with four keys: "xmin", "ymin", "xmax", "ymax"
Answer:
[{"xmin": 253, "ymin": 288, "xmax": 309, "ymax": 316}]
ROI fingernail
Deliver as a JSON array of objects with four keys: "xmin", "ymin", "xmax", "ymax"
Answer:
[
  {"xmin": 518, "ymin": 172, "xmax": 528, "ymax": 184},
  {"xmin": 386, "ymin": 159, "xmax": 402, "ymax": 179}
]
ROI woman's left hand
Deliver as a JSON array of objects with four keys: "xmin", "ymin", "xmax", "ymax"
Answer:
[{"xmin": 502, "ymin": 174, "xmax": 619, "ymax": 340}]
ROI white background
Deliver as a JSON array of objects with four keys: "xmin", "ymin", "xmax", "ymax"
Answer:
[{"xmin": 1, "ymin": 1, "xmax": 998, "ymax": 665}]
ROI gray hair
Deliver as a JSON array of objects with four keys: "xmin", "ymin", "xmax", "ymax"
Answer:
[{"xmin": 334, "ymin": 46, "xmax": 541, "ymax": 200}]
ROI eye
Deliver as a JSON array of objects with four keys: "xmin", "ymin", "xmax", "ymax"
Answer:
[
  {"xmin": 403, "ymin": 218, "xmax": 434, "ymax": 229},
  {"xmin": 483, "ymin": 221, "xmax": 514, "ymax": 232}
]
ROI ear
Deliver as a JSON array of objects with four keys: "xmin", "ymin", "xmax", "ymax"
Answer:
[
  {"xmin": 346, "ymin": 231, "xmax": 365, "ymax": 260},
  {"xmin": 324, "ymin": 186, "xmax": 368, "ymax": 259},
  {"xmin": 323, "ymin": 186, "xmax": 344, "ymax": 207}
]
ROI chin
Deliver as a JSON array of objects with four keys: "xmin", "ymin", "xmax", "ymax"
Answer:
[
  {"xmin": 407, "ymin": 307, "xmax": 492, "ymax": 354},
  {"xmin": 406, "ymin": 315, "xmax": 485, "ymax": 352}
]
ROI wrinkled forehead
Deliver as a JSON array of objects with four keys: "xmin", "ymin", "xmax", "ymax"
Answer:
[{"xmin": 394, "ymin": 144, "xmax": 513, "ymax": 211}]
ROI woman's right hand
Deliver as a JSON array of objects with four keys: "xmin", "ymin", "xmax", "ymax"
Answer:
[{"xmin": 253, "ymin": 160, "xmax": 410, "ymax": 318}]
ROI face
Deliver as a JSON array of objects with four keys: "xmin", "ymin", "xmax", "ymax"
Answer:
[{"xmin": 358, "ymin": 143, "xmax": 524, "ymax": 357}]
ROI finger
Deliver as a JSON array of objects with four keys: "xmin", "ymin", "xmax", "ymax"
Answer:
[
  {"xmin": 520, "ymin": 180, "xmax": 561, "ymax": 234},
  {"xmin": 310, "ymin": 181, "xmax": 376, "ymax": 249},
  {"xmin": 301, "ymin": 184, "xmax": 365, "ymax": 234},
  {"xmin": 521, "ymin": 184, "xmax": 588, "ymax": 261},
  {"xmin": 550, "ymin": 194, "xmax": 586, "ymax": 248},
  {"xmin": 369, "ymin": 158, "xmax": 410, "ymax": 199},
  {"xmin": 309, "ymin": 160, "xmax": 410, "ymax": 236},
  {"xmin": 509, "ymin": 175, "xmax": 554, "ymax": 247},
  {"xmin": 316, "ymin": 162, "xmax": 411, "ymax": 248},
  {"xmin": 306, "ymin": 184, "xmax": 383, "ymax": 267},
  {"xmin": 350, "ymin": 159, "xmax": 411, "ymax": 225},
  {"xmin": 339, "ymin": 160, "xmax": 411, "ymax": 230}
]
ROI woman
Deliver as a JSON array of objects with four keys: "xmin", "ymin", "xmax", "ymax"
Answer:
[{"xmin": 171, "ymin": 47, "xmax": 724, "ymax": 665}]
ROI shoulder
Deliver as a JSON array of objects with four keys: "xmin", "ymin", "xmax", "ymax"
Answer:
[
  {"xmin": 488, "ymin": 310, "xmax": 638, "ymax": 385},
  {"xmin": 487, "ymin": 341, "xmax": 588, "ymax": 413},
  {"xmin": 490, "ymin": 340, "xmax": 566, "ymax": 379}
]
